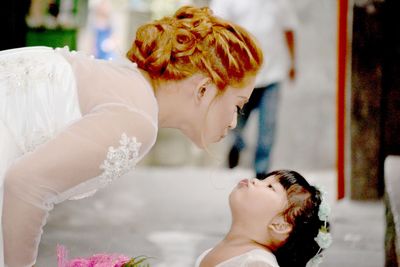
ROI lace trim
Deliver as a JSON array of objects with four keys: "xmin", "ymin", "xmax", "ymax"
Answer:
[
  {"xmin": 64, "ymin": 133, "xmax": 142, "ymax": 201},
  {"xmin": 99, "ymin": 133, "xmax": 142, "ymax": 186},
  {"xmin": 68, "ymin": 189, "xmax": 98, "ymax": 200},
  {"xmin": 0, "ymin": 52, "xmax": 55, "ymax": 94}
]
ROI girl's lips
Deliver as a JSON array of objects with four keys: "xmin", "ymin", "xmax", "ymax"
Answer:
[{"xmin": 238, "ymin": 178, "xmax": 249, "ymax": 187}]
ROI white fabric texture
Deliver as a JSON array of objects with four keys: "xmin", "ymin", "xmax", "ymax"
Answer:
[
  {"xmin": 210, "ymin": 0, "xmax": 298, "ymax": 87},
  {"xmin": 195, "ymin": 248, "xmax": 280, "ymax": 267},
  {"xmin": 0, "ymin": 46, "xmax": 158, "ymax": 267}
]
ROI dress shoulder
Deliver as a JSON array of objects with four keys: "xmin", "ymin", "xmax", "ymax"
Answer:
[
  {"xmin": 241, "ymin": 249, "xmax": 279, "ymax": 267},
  {"xmin": 195, "ymin": 248, "xmax": 280, "ymax": 267},
  {"xmin": 194, "ymin": 248, "xmax": 212, "ymax": 267}
]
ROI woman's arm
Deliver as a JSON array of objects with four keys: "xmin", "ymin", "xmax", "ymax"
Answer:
[{"xmin": 3, "ymin": 105, "xmax": 156, "ymax": 267}]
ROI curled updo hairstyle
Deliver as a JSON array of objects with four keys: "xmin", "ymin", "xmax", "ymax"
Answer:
[
  {"xmin": 127, "ymin": 6, "xmax": 263, "ymax": 91},
  {"xmin": 262, "ymin": 170, "xmax": 330, "ymax": 267}
]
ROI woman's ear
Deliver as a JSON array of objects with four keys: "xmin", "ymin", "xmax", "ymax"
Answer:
[
  {"xmin": 268, "ymin": 215, "xmax": 292, "ymax": 235},
  {"xmin": 195, "ymin": 77, "xmax": 212, "ymax": 102}
]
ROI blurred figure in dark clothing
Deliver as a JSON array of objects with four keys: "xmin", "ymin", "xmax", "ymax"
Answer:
[{"xmin": 211, "ymin": 0, "xmax": 298, "ymax": 179}]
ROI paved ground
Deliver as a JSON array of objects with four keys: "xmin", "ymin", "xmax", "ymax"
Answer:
[{"xmin": 37, "ymin": 167, "xmax": 385, "ymax": 267}]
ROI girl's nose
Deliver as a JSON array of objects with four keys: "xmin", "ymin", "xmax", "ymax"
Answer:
[{"xmin": 250, "ymin": 178, "xmax": 260, "ymax": 186}]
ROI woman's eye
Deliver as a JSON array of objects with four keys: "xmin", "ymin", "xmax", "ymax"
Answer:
[{"xmin": 236, "ymin": 106, "xmax": 244, "ymax": 115}]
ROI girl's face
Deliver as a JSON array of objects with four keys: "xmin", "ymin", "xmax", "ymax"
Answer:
[
  {"xmin": 229, "ymin": 175, "xmax": 288, "ymax": 225},
  {"xmin": 200, "ymin": 78, "xmax": 255, "ymax": 146}
]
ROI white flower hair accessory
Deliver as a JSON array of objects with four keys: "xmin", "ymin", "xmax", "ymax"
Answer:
[{"xmin": 306, "ymin": 186, "xmax": 332, "ymax": 267}]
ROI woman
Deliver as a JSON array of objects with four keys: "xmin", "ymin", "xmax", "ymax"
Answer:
[{"xmin": 0, "ymin": 5, "xmax": 263, "ymax": 267}]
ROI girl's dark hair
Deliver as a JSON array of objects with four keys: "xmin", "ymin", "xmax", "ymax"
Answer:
[{"xmin": 260, "ymin": 170, "xmax": 329, "ymax": 267}]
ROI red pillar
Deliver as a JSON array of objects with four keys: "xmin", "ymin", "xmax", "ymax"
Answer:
[{"xmin": 337, "ymin": 0, "xmax": 348, "ymax": 200}]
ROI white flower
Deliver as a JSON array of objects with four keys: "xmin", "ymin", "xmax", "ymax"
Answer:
[
  {"xmin": 306, "ymin": 185, "xmax": 332, "ymax": 267},
  {"xmin": 306, "ymin": 254, "xmax": 323, "ymax": 267},
  {"xmin": 315, "ymin": 230, "xmax": 332, "ymax": 249},
  {"xmin": 318, "ymin": 200, "xmax": 331, "ymax": 221},
  {"xmin": 315, "ymin": 185, "xmax": 331, "ymax": 221}
]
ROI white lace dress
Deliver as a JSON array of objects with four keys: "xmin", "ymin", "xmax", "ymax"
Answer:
[
  {"xmin": 0, "ymin": 46, "xmax": 158, "ymax": 267},
  {"xmin": 195, "ymin": 249, "xmax": 280, "ymax": 267}
]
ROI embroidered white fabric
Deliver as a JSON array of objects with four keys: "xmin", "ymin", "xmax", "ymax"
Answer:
[{"xmin": 0, "ymin": 47, "xmax": 158, "ymax": 267}]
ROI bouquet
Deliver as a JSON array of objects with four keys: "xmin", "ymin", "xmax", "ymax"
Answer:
[{"xmin": 57, "ymin": 245, "xmax": 150, "ymax": 267}]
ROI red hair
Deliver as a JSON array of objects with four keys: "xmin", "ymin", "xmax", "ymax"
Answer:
[{"xmin": 127, "ymin": 6, "xmax": 263, "ymax": 91}]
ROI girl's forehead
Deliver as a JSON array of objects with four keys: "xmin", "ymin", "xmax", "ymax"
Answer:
[
  {"xmin": 266, "ymin": 175, "xmax": 289, "ymax": 197},
  {"xmin": 264, "ymin": 174, "xmax": 279, "ymax": 183}
]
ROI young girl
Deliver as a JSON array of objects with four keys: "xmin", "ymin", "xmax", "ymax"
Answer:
[{"xmin": 195, "ymin": 170, "xmax": 332, "ymax": 267}]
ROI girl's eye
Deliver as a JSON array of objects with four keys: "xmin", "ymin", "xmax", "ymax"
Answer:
[
  {"xmin": 267, "ymin": 184, "xmax": 275, "ymax": 191},
  {"xmin": 236, "ymin": 106, "xmax": 244, "ymax": 116}
]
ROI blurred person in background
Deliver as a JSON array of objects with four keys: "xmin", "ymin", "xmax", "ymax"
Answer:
[
  {"xmin": 88, "ymin": 0, "xmax": 118, "ymax": 60},
  {"xmin": 0, "ymin": 0, "xmax": 31, "ymax": 50},
  {"xmin": 26, "ymin": 0, "xmax": 76, "ymax": 29},
  {"xmin": 210, "ymin": 0, "xmax": 298, "ymax": 179},
  {"xmin": 0, "ymin": 6, "xmax": 263, "ymax": 267},
  {"xmin": 150, "ymin": 0, "xmax": 193, "ymax": 20}
]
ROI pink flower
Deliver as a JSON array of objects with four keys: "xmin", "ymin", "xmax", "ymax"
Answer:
[{"xmin": 57, "ymin": 245, "xmax": 131, "ymax": 267}]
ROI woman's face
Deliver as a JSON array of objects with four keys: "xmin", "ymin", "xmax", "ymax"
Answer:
[
  {"xmin": 229, "ymin": 175, "xmax": 288, "ymax": 225},
  {"xmin": 200, "ymin": 78, "xmax": 255, "ymax": 146}
]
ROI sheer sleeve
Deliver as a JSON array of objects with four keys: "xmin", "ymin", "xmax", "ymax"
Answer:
[{"xmin": 3, "ymin": 104, "xmax": 157, "ymax": 267}]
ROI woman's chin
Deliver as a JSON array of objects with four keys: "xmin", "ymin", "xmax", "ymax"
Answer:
[
  {"xmin": 184, "ymin": 134, "xmax": 205, "ymax": 149},
  {"xmin": 193, "ymin": 139, "xmax": 207, "ymax": 149},
  {"xmin": 188, "ymin": 136, "xmax": 212, "ymax": 149},
  {"xmin": 183, "ymin": 131, "xmax": 221, "ymax": 149},
  {"xmin": 204, "ymin": 135, "xmax": 226, "ymax": 147}
]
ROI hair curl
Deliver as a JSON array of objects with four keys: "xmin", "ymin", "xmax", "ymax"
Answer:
[
  {"xmin": 261, "ymin": 170, "xmax": 330, "ymax": 267},
  {"xmin": 127, "ymin": 6, "xmax": 263, "ymax": 91}
]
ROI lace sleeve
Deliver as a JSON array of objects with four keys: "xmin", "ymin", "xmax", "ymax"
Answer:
[{"xmin": 2, "ymin": 105, "xmax": 157, "ymax": 267}]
